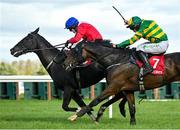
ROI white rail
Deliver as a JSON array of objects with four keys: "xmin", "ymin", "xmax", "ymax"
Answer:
[
  {"xmin": 0, "ymin": 75, "xmax": 52, "ymax": 82},
  {"xmin": 0, "ymin": 75, "xmax": 106, "ymax": 82}
]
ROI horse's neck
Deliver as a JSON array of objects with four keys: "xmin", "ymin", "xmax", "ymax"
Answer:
[
  {"xmin": 92, "ymin": 47, "xmax": 131, "ymax": 66},
  {"xmin": 117, "ymin": 48, "xmax": 131, "ymax": 61},
  {"xmin": 34, "ymin": 35, "xmax": 60, "ymax": 69}
]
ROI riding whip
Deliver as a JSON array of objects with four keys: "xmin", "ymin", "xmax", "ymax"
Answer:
[{"xmin": 112, "ymin": 6, "xmax": 127, "ymax": 24}]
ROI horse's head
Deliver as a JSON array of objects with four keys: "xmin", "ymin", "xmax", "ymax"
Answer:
[
  {"xmin": 82, "ymin": 42, "xmax": 95, "ymax": 60},
  {"xmin": 63, "ymin": 40, "xmax": 114, "ymax": 71},
  {"xmin": 10, "ymin": 28, "xmax": 40, "ymax": 57},
  {"xmin": 63, "ymin": 49, "xmax": 80, "ymax": 71},
  {"xmin": 81, "ymin": 40, "xmax": 110, "ymax": 60},
  {"xmin": 63, "ymin": 41, "xmax": 89, "ymax": 71}
]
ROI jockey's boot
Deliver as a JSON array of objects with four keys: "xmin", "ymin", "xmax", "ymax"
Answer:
[{"xmin": 138, "ymin": 51, "xmax": 153, "ymax": 76}]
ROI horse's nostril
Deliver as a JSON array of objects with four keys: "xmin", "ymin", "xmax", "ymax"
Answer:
[
  {"xmin": 10, "ymin": 48, "xmax": 18, "ymax": 56},
  {"xmin": 10, "ymin": 48, "xmax": 15, "ymax": 52}
]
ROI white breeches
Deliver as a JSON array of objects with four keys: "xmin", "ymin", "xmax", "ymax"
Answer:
[{"xmin": 136, "ymin": 41, "xmax": 169, "ymax": 54}]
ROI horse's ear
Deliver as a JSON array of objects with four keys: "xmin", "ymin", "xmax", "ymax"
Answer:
[{"xmin": 32, "ymin": 27, "xmax": 40, "ymax": 34}]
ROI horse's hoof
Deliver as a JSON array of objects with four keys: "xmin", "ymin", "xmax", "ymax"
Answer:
[
  {"xmin": 68, "ymin": 114, "xmax": 78, "ymax": 121},
  {"xmin": 76, "ymin": 107, "xmax": 82, "ymax": 113},
  {"xmin": 77, "ymin": 106, "xmax": 91, "ymax": 117}
]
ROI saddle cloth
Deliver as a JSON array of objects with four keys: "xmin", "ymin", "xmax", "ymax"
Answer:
[{"xmin": 136, "ymin": 54, "xmax": 165, "ymax": 75}]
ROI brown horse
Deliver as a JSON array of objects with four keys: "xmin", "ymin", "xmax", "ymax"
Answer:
[{"xmin": 69, "ymin": 40, "xmax": 180, "ymax": 125}]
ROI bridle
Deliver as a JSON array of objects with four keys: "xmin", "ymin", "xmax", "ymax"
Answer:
[
  {"xmin": 20, "ymin": 33, "xmax": 66, "ymax": 53},
  {"xmin": 19, "ymin": 33, "xmax": 66, "ymax": 70}
]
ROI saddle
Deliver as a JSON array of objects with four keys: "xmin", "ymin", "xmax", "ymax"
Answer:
[
  {"xmin": 130, "ymin": 48, "xmax": 165, "ymax": 91},
  {"xmin": 131, "ymin": 48, "xmax": 165, "ymax": 75}
]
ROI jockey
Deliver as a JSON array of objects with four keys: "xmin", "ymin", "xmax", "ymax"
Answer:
[
  {"xmin": 65, "ymin": 17, "xmax": 103, "ymax": 45},
  {"xmin": 64, "ymin": 17, "xmax": 103, "ymax": 64},
  {"xmin": 116, "ymin": 16, "xmax": 169, "ymax": 76}
]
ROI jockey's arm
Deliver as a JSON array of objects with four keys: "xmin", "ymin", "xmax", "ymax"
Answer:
[
  {"xmin": 68, "ymin": 26, "xmax": 86, "ymax": 44},
  {"xmin": 68, "ymin": 32, "xmax": 83, "ymax": 44},
  {"xmin": 116, "ymin": 32, "xmax": 142, "ymax": 48}
]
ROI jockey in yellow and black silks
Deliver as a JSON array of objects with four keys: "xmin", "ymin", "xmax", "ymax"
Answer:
[{"xmin": 116, "ymin": 16, "xmax": 169, "ymax": 76}]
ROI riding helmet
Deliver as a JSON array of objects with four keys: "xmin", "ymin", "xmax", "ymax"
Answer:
[
  {"xmin": 127, "ymin": 16, "xmax": 142, "ymax": 29},
  {"xmin": 65, "ymin": 17, "xmax": 79, "ymax": 29}
]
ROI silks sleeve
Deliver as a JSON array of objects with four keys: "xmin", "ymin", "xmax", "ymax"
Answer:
[
  {"xmin": 68, "ymin": 26, "xmax": 86, "ymax": 44},
  {"xmin": 116, "ymin": 40, "xmax": 130, "ymax": 48},
  {"xmin": 116, "ymin": 32, "xmax": 142, "ymax": 48}
]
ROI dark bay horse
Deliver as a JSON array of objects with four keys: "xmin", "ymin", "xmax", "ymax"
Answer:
[
  {"xmin": 69, "ymin": 40, "xmax": 180, "ymax": 124},
  {"xmin": 10, "ymin": 28, "xmax": 108, "ymax": 121}
]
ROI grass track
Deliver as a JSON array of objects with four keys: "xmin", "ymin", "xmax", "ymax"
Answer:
[{"xmin": 0, "ymin": 99, "xmax": 180, "ymax": 129}]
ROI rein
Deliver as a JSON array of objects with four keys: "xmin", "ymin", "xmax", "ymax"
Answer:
[
  {"xmin": 21, "ymin": 33, "xmax": 66, "ymax": 70},
  {"xmin": 24, "ymin": 33, "xmax": 66, "ymax": 53},
  {"xmin": 26, "ymin": 43, "xmax": 65, "ymax": 52}
]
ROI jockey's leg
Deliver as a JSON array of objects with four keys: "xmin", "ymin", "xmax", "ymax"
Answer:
[
  {"xmin": 137, "ymin": 51, "xmax": 153, "ymax": 76},
  {"xmin": 137, "ymin": 41, "xmax": 169, "ymax": 54},
  {"xmin": 136, "ymin": 41, "xmax": 169, "ymax": 76}
]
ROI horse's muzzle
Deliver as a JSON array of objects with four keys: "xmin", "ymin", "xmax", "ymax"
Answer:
[{"xmin": 10, "ymin": 48, "xmax": 24, "ymax": 57}]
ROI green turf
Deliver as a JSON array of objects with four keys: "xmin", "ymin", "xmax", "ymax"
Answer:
[{"xmin": 0, "ymin": 99, "xmax": 180, "ymax": 129}]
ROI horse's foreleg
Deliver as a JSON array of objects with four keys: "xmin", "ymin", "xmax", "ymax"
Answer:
[
  {"xmin": 123, "ymin": 91, "xmax": 136, "ymax": 125},
  {"xmin": 72, "ymin": 90, "xmax": 96, "ymax": 121},
  {"xmin": 76, "ymin": 87, "xmax": 114, "ymax": 118},
  {"xmin": 119, "ymin": 97, "xmax": 127, "ymax": 117},
  {"xmin": 62, "ymin": 87, "xmax": 77, "ymax": 112},
  {"xmin": 72, "ymin": 90, "xmax": 86, "ymax": 107},
  {"xmin": 96, "ymin": 92, "xmax": 125, "ymax": 122}
]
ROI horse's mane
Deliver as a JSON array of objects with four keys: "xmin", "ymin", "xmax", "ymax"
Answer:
[
  {"xmin": 83, "ymin": 40, "xmax": 132, "ymax": 55},
  {"xmin": 89, "ymin": 39, "xmax": 113, "ymax": 48},
  {"xmin": 36, "ymin": 33, "xmax": 55, "ymax": 48},
  {"xmin": 34, "ymin": 33, "xmax": 66, "ymax": 63},
  {"xmin": 82, "ymin": 40, "xmax": 133, "ymax": 64}
]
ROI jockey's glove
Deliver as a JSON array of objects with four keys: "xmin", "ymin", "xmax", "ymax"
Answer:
[{"xmin": 65, "ymin": 41, "xmax": 69, "ymax": 47}]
